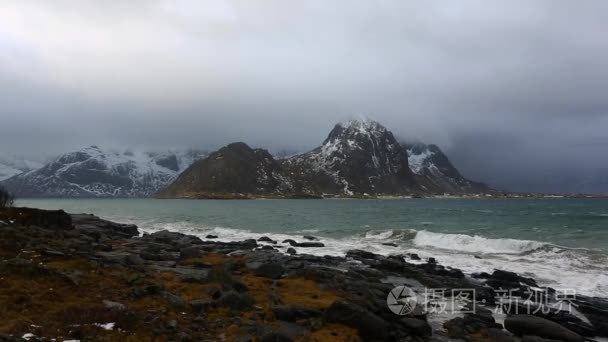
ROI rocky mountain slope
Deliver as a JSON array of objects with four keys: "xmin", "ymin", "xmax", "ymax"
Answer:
[
  {"xmin": 1, "ymin": 146, "xmax": 206, "ymax": 197},
  {"xmin": 159, "ymin": 142, "xmax": 289, "ymax": 199},
  {"xmin": 407, "ymin": 143, "xmax": 488, "ymax": 193},
  {"xmin": 282, "ymin": 119, "xmax": 415, "ymax": 195},
  {"xmin": 159, "ymin": 119, "xmax": 488, "ymax": 198}
]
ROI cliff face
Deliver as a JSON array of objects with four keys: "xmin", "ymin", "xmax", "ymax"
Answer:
[{"xmin": 159, "ymin": 119, "xmax": 488, "ymax": 198}]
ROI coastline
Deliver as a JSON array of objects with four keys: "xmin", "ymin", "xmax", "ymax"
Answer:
[{"xmin": 0, "ymin": 207, "xmax": 607, "ymax": 341}]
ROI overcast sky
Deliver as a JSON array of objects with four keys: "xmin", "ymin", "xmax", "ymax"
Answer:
[{"xmin": 1, "ymin": 1, "xmax": 607, "ymax": 193}]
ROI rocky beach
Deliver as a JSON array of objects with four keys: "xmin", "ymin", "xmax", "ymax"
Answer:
[{"xmin": 0, "ymin": 207, "xmax": 607, "ymax": 342}]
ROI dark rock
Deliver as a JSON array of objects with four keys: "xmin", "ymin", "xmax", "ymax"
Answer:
[
  {"xmin": 0, "ymin": 207, "xmax": 73, "ymax": 230},
  {"xmin": 346, "ymin": 249, "xmax": 377, "ymax": 260},
  {"xmin": 161, "ymin": 291, "xmax": 186, "ymax": 309},
  {"xmin": 189, "ymin": 299, "xmax": 214, "ymax": 312},
  {"xmin": 483, "ymin": 328, "xmax": 514, "ymax": 342},
  {"xmin": 259, "ymin": 332, "xmax": 292, "ymax": 342},
  {"xmin": 254, "ymin": 263, "xmax": 285, "ymax": 279},
  {"xmin": 282, "ymin": 239, "xmax": 324, "ymax": 248},
  {"xmin": 286, "ymin": 248, "xmax": 296, "ymax": 255},
  {"xmin": 180, "ymin": 246, "xmax": 202, "ymax": 259},
  {"xmin": 444, "ymin": 317, "xmax": 466, "ymax": 339},
  {"xmin": 504, "ymin": 315, "xmax": 584, "ymax": 342},
  {"xmin": 428, "ymin": 257, "xmax": 437, "ymax": 264},
  {"xmin": 294, "ymin": 242, "xmax": 324, "ymax": 248},
  {"xmin": 324, "ymin": 301, "xmax": 389, "ymax": 340},
  {"xmin": 521, "ymin": 336, "xmax": 563, "ymax": 342},
  {"xmin": 272, "ymin": 305, "xmax": 321, "ymax": 322},
  {"xmin": 382, "ymin": 243, "xmax": 398, "ymax": 247},
  {"xmin": 407, "ymin": 253, "xmax": 421, "ymax": 260},
  {"xmin": 400, "ymin": 317, "xmax": 432, "ymax": 336},
  {"xmin": 258, "ymin": 236, "xmax": 277, "ymax": 244},
  {"xmin": 216, "ymin": 291, "xmax": 253, "ymax": 310},
  {"xmin": 206, "ymin": 234, "xmax": 218, "ymax": 239},
  {"xmin": 282, "ymin": 239, "xmax": 297, "ymax": 246},
  {"xmin": 302, "ymin": 235, "xmax": 318, "ymax": 241}
]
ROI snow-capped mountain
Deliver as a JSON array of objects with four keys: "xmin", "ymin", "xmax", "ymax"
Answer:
[
  {"xmin": 407, "ymin": 143, "xmax": 488, "ymax": 193},
  {"xmin": 1, "ymin": 146, "xmax": 206, "ymax": 197},
  {"xmin": 159, "ymin": 118, "xmax": 487, "ymax": 198},
  {"xmin": 282, "ymin": 118, "xmax": 414, "ymax": 195},
  {"xmin": 0, "ymin": 154, "xmax": 44, "ymax": 181}
]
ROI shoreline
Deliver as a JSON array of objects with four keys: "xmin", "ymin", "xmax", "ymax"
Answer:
[{"xmin": 0, "ymin": 207, "xmax": 607, "ymax": 341}]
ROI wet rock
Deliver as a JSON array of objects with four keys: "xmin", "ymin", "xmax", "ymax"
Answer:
[
  {"xmin": 400, "ymin": 317, "xmax": 432, "ymax": 336},
  {"xmin": 504, "ymin": 315, "xmax": 584, "ymax": 342},
  {"xmin": 206, "ymin": 234, "xmax": 218, "ymax": 239},
  {"xmin": 346, "ymin": 249, "xmax": 377, "ymax": 260},
  {"xmin": 382, "ymin": 243, "xmax": 398, "ymax": 247},
  {"xmin": 283, "ymin": 239, "xmax": 324, "ymax": 248},
  {"xmin": 324, "ymin": 301, "xmax": 389, "ymax": 340},
  {"xmin": 407, "ymin": 253, "xmax": 421, "ymax": 260},
  {"xmin": 286, "ymin": 248, "xmax": 296, "ymax": 255},
  {"xmin": 302, "ymin": 236, "xmax": 318, "ymax": 241},
  {"xmin": 487, "ymin": 269, "xmax": 537, "ymax": 290},
  {"xmin": 258, "ymin": 236, "xmax": 277, "ymax": 244}
]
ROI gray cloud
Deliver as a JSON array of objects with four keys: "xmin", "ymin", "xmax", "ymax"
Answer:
[{"xmin": 1, "ymin": 0, "xmax": 607, "ymax": 193}]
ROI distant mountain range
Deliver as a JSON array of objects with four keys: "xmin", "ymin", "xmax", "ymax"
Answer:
[
  {"xmin": 1, "ymin": 119, "xmax": 489, "ymax": 198},
  {"xmin": 158, "ymin": 119, "xmax": 488, "ymax": 198},
  {"xmin": 0, "ymin": 154, "xmax": 44, "ymax": 181},
  {"xmin": 1, "ymin": 146, "xmax": 206, "ymax": 197}
]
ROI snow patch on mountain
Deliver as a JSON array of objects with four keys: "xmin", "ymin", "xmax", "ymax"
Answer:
[
  {"xmin": 1, "ymin": 146, "xmax": 206, "ymax": 197},
  {"xmin": 0, "ymin": 154, "xmax": 44, "ymax": 181}
]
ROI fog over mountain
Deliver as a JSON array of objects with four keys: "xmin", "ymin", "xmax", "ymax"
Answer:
[{"xmin": 1, "ymin": 1, "xmax": 607, "ymax": 193}]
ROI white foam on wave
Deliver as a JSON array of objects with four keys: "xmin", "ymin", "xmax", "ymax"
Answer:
[
  {"xmin": 413, "ymin": 230, "xmax": 546, "ymax": 254},
  {"xmin": 130, "ymin": 220, "xmax": 608, "ymax": 297}
]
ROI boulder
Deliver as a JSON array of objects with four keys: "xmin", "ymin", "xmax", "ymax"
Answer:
[
  {"xmin": 504, "ymin": 315, "xmax": 584, "ymax": 342},
  {"xmin": 324, "ymin": 301, "xmax": 389, "ymax": 340},
  {"xmin": 258, "ymin": 236, "xmax": 277, "ymax": 244}
]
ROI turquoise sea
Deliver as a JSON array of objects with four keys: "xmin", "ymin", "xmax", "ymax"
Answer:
[{"xmin": 18, "ymin": 198, "xmax": 608, "ymax": 297}]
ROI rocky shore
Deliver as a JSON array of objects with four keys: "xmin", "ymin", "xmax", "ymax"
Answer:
[{"xmin": 0, "ymin": 207, "xmax": 606, "ymax": 341}]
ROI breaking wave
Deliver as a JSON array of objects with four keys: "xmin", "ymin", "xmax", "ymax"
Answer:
[{"xmin": 411, "ymin": 230, "xmax": 546, "ymax": 254}]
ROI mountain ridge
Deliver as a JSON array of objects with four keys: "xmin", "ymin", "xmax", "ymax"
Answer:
[
  {"xmin": 1, "ymin": 146, "xmax": 206, "ymax": 197},
  {"xmin": 158, "ymin": 119, "xmax": 489, "ymax": 198}
]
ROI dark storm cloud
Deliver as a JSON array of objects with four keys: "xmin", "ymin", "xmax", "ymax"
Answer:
[{"xmin": 1, "ymin": 1, "xmax": 607, "ymax": 192}]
